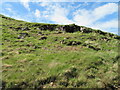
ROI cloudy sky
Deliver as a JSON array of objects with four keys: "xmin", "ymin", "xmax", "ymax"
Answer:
[{"xmin": 1, "ymin": 1, "xmax": 118, "ymax": 34}]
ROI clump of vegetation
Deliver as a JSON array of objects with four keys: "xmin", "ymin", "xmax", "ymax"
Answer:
[{"xmin": 0, "ymin": 14, "xmax": 119, "ymax": 89}]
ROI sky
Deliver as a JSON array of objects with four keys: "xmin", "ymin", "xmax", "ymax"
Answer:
[{"xmin": 1, "ymin": 1, "xmax": 118, "ymax": 34}]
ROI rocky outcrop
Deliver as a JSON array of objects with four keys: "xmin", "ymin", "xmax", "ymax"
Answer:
[
  {"xmin": 37, "ymin": 24, "xmax": 80, "ymax": 33},
  {"xmin": 11, "ymin": 22, "xmax": 116, "ymax": 36},
  {"xmin": 37, "ymin": 25, "xmax": 57, "ymax": 31},
  {"xmin": 80, "ymin": 27, "xmax": 92, "ymax": 33},
  {"xmin": 36, "ymin": 24, "xmax": 95, "ymax": 33},
  {"xmin": 94, "ymin": 30, "xmax": 107, "ymax": 35},
  {"xmin": 62, "ymin": 24, "xmax": 80, "ymax": 33}
]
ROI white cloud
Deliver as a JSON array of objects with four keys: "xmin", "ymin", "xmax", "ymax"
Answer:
[
  {"xmin": 5, "ymin": 8, "xmax": 17, "ymax": 16},
  {"xmin": 6, "ymin": 8, "xmax": 12, "ymax": 12},
  {"xmin": 35, "ymin": 9, "xmax": 41, "ymax": 18},
  {"xmin": 20, "ymin": 0, "xmax": 30, "ymax": 11},
  {"xmin": 6, "ymin": 2, "xmax": 117, "ymax": 34},
  {"xmin": 51, "ymin": 8, "xmax": 73, "ymax": 24},
  {"xmin": 93, "ymin": 3, "xmax": 118, "ymax": 21},
  {"xmin": 51, "ymin": 15, "xmax": 73, "ymax": 24},
  {"xmin": 42, "ymin": 3, "xmax": 73, "ymax": 24},
  {"xmin": 73, "ymin": 9, "xmax": 92, "ymax": 26},
  {"xmin": 73, "ymin": 3, "xmax": 118, "ymax": 26},
  {"xmin": 85, "ymin": 19, "xmax": 118, "ymax": 34},
  {"xmin": 38, "ymin": 2, "xmax": 118, "ymax": 34},
  {"xmin": 39, "ymin": 2, "xmax": 50, "ymax": 7},
  {"xmin": 100, "ymin": 19, "xmax": 118, "ymax": 29},
  {"xmin": 91, "ymin": 19, "xmax": 118, "ymax": 30}
]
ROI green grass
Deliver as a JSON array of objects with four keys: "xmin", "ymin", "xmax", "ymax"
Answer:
[{"xmin": 1, "ymin": 14, "xmax": 119, "ymax": 89}]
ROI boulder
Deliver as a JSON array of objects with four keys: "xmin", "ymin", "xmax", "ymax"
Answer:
[
  {"xmin": 79, "ymin": 27, "xmax": 86, "ymax": 32},
  {"xmin": 63, "ymin": 24, "xmax": 80, "ymax": 33},
  {"xmin": 67, "ymin": 41, "xmax": 81, "ymax": 46},
  {"xmin": 38, "ymin": 32, "xmax": 44, "ymax": 35},
  {"xmin": 16, "ymin": 27, "xmax": 22, "ymax": 30},
  {"xmin": 55, "ymin": 24, "xmax": 80, "ymax": 33},
  {"xmin": 21, "ymin": 27, "xmax": 30, "ymax": 31},
  {"xmin": 88, "ymin": 37, "xmax": 96, "ymax": 41},
  {"xmin": 9, "ymin": 27, "xmax": 13, "ymax": 29}
]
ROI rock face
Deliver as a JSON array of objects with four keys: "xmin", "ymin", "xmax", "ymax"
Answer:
[
  {"xmin": 80, "ymin": 27, "xmax": 92, "ymax": 33},
  {"xmin": 9, "ymin": 21, "xmax": 116, "ymax": 37},
  {"xmin": 37, "ymin": 24, "xmax": 81, "ymax": 33},
  {"xmin": 62, "ymin": 24, "xmax": 80, "ymax": 33},
  {"xmin": 12, "ymin": 22, "xmax": 111, "ymax": 35},
  {"xmin": 38, "ymin": 25, "xmax": 57, "ymax": 31}
]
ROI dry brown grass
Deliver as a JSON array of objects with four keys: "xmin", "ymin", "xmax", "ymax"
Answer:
[
  {"xmin": 2, "ymin": 64, "xmax": 13, "ymax": 68},
  {"xmin": 55, "ymin": 46, "xmax": 83, "ymax": 52},
  {"xmin": 48, "ymin": 61, "xmax": 61, "ymax": 68}
]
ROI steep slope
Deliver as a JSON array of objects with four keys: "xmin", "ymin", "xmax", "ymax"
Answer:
[{"xmin": 1, "ymin": 14, "xmax": 120, "ymax": 89}]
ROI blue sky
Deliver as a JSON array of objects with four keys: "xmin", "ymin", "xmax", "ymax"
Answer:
[{"xmin": 1, "ymin": 1, "xmax": 118, "ymax": 34}]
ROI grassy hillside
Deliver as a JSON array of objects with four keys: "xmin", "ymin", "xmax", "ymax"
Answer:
[{"xmin": 1, "ymin": 14, "xmax": 120, "ymax": 89}]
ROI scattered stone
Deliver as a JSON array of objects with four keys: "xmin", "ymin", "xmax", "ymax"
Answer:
[
  {"xmin": 54, "ymin": 31, "xmax": 63, "ymax": 34},
  {"xmin": 81, "ymin": 28, "xmax": 92, "ymax": 33},
  {"xmin": 64, "ymin": 67, "xmax": 78, "ymax": 79},
  {"xmin": 39, "ymin": 36, "xmax": 47, "ymax": 40},
  {"xmin": 16, "ymin": 27, "xmax": 22, "ymax": 30},
  {"xmin": 79, "ymin": 35, "xmax": 86, "ymax": 37},
  {"xmin": 54, "ymin": 38, "xmax": 58, "ymax": 41},
  {"xmin": 100, "ymin": 37, "xmax": 111, "ymax": 41},
  {"xmin": 15, "ymin": 27, "xmax": 30, "ymax": 31},
  {"xmin": 61, "ymin": 40, "xmax": 81, "ymax": 46},
  {"xmin": 114, "ymin": 36, "xmax": 120, "ymax": 40},
  {"xmin": 67, "ymin": 41, "xmax": 81, "ymax": 46},
  {"xmin": 88, "ymin": 45, "xmax": 101, "ymax": 51},
  {"xmin": 21, "ymin": 27, "xmax": 30, "ymax": 31},
  {"xmin": 95, "ymin": 30, "xmax": 107, "ymax": 35},
  {"xmin": 55, "ymin": 26, "xmax": 64, "ymax": 31},
  {"xmin": 79, "ymin": 27, "xmax": 86, "ymax": 32},
  {"xmin": 38, "ymin": 32, "xmax": 42, "ymax": 34},
  {"xmin": 17, "ymin": 33, "xmax": 29, "ymax": 39},
  {"xmin": 9, "ymin": 27, "xmax": 13, "ymax": 29},
  {"xmin": 87, "ymin": 75, "xmax": 95, "ymax": 79},
  {"xmin": 59, "ymin": 81, "xmax": 68, "ymax": 87},
  {"xmin": 109, "ymin": 33, "xmax": 114, "ymax": 38},
  {"xmin": 50, "ymin": 82, "xmax": 54, "ymax": 86},
  {"xmin": 64, "ymin": 37, "xmax": 71, "ymax": 39},
  {"xmin": 88, "ymin": 37, "xmax": 96, "ymax": 41}
]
